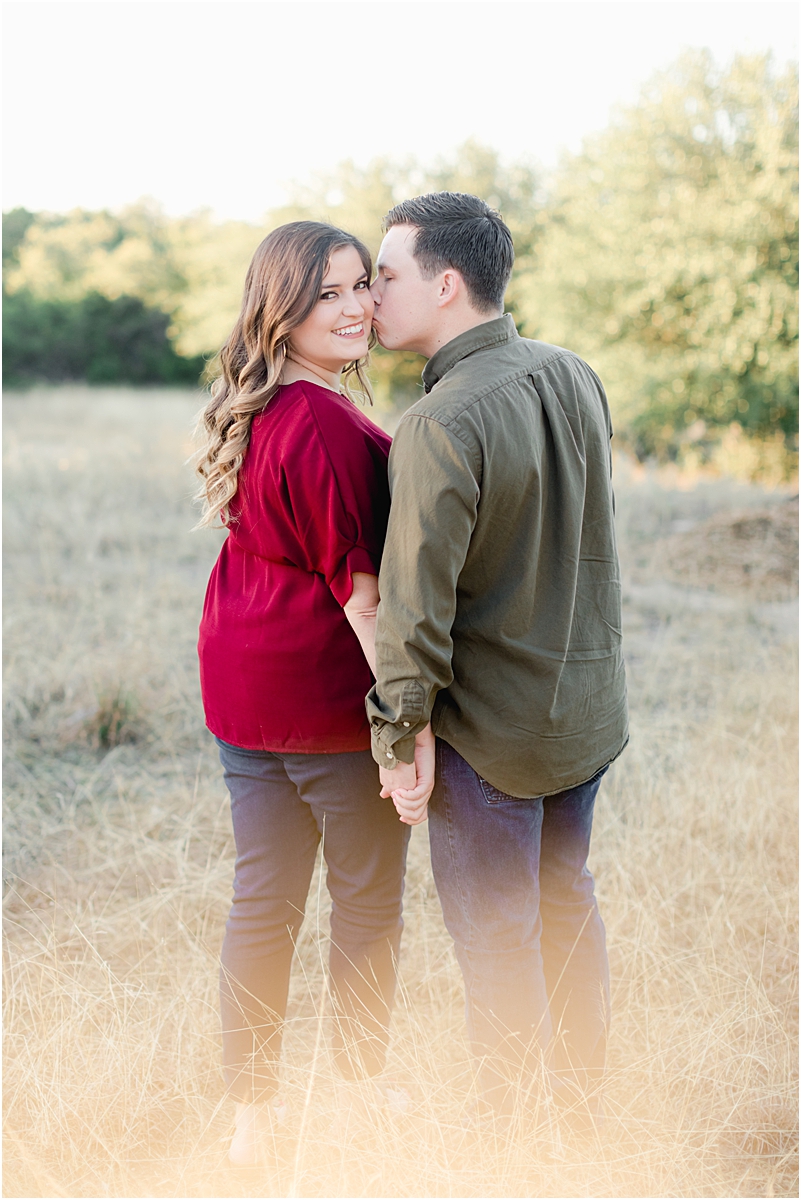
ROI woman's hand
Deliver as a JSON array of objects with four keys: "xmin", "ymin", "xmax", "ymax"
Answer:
[{"xmin": 379, "ymin": 724, "xmax": 435, "ymax": 825}]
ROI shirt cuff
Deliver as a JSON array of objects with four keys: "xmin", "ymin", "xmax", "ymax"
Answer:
[{"xmin": 365, "ymin": 680, "xmax": 427, "ymax": 768}]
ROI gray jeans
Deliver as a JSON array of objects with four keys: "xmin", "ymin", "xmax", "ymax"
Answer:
[{"xmin": 216, "ymin": 738, "xmax": 410, "ymax": 1101}]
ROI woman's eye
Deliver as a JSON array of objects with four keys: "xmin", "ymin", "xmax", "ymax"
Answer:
[
  {"xmin": 319, "ymin": 291, "xmax": 337, "ymax": 301},
  {"xmin": 355, "ymin": 280, "xmax": 369, "ymax": 290}
]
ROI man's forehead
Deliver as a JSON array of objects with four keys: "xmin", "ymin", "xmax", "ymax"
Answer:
[{"xmin": 377, "ymin": 224, "xmax": 417, "ymax": 266}]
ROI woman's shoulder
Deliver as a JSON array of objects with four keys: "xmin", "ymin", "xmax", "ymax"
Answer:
[
  {"xmin": 248, "ymin": 382, "xmax": 315, "ymax": 449},
  {"xmin": 270, "ymin": 380, "xmax": 391, "ymax": 458}
]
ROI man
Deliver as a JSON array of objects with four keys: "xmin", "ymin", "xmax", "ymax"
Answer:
[{"xmin": 365, "ymin": 192, "xmax": 629, "ymax": 1124}]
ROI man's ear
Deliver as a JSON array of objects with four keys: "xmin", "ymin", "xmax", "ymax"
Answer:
[{"xmin": 436, "ymin": 269, "xmax": 462, "ymax": 308}]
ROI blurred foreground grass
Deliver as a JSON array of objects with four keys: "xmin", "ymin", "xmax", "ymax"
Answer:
[{"xmin": 3, "ymin": 387, "xmax": 798, "ymax": 1198}]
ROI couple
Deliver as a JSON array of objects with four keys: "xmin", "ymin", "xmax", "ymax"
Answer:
[{"xmin": 195, "ymin": 192, "xmax": 628, "ymax": 1165}]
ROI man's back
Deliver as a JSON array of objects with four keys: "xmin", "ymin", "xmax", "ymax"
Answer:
[
  {"xmin": 369, "ymin": 314, "xmax": 628, "ymax": 796},
  {"xmin": 369, "ymin": 193, "xmax": 619, "ymax": 1122}
]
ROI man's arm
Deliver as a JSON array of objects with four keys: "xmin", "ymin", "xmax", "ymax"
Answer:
[{"xmin": 367, "ymin": 412, "xmax": 480, "ymax": 776}]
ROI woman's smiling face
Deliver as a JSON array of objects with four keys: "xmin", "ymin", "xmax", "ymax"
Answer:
[{"xmin": 288, "ymin": 245, "xmax": 373, "ymax": 372}]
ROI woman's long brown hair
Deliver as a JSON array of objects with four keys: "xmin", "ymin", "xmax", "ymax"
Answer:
[{"xmin": 194, "ymin": 221, "xmax": 374, "ymax": 528}]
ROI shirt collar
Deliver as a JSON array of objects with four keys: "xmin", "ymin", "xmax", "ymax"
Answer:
[{"xmin": 422, "ymin": 313, "xmax": 518, "ymax": 393}]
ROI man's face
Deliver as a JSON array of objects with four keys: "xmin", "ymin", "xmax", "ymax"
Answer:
[{"xmin": 370, "ymin": 224, "xmax": 441, "ymax": 354}]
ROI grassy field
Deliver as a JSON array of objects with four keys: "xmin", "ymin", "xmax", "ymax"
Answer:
[{"xmin": 3, "ymin": 387, "xmax": 798, "ymax": 1199}]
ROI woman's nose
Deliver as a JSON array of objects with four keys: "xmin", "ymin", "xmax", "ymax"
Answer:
[{"xmin": 343, "ymin": 291, "xmax": 364, "ymax": 314}]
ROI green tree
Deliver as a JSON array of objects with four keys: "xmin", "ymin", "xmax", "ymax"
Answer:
[
  {"xmin": 4, "ymin": 202, "xmax": 183, "ymax": 310},
  {"xmin": 517, "ymin": 52, "xmax": 798, "ymax": 460},
  {"xmin": 2, "ymin": 203, "xmax": 227, "ymax": 384},
  {"xmin": 2, "ymin": 200, "xmax": 261, "ymax": 363},
  {"xmin": 160, "ymin": 212, "xmax": 267, "ymax": 359},
  {"xmin": 2, "ymin": 207, "xmax": 36, "ymax": 270},
  {"xmin": 2, "ymin": 290, "xmax": 205, "ymax": 388}
]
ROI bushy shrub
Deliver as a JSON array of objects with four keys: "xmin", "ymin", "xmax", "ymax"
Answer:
[{"xmin": 2, "ymin": 289, "xmax": 204, "ymax": 387}]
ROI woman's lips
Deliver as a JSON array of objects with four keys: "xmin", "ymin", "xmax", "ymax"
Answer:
[{"xmin": 333, "ymin": 322, "xmax": 365, "ymax": 338}]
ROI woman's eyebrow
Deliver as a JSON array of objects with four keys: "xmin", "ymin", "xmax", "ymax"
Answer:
[{"xmin": 321, "ymin": 272, "xmax": 369, "ymax": 288}]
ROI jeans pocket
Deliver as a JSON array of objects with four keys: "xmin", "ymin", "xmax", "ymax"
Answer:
[
  {"xmin": 478, "ymin": 778, "xmax": 515, "ymax": 805},
  {"xmin": 478, "ymin": 778, "xmax": 544, "ymax": 805}
]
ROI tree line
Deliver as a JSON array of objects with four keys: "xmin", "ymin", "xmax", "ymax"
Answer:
[{"xmin": 3, "ymin": 51, "xmax": 797, "ymax": 471}]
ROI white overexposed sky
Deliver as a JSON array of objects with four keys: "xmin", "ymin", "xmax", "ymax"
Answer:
[{"xmin": 3, "ymin": 0, "xmax": 798, "ymax": 222}]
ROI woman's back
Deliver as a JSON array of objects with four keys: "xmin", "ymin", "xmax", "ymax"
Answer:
[{"xmin": 198, "ymin": 380, "xmax": 391, "ymax": 752}]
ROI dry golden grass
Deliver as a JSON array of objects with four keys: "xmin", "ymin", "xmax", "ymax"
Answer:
[{"xmin": 3, "ymin": 387, "xmax": 798, "ymax": 1198}]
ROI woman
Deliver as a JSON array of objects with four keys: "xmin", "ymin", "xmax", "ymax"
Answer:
[{"xmin": 195, "ymin": 222, "xmax": 411, "ymax": 1166}]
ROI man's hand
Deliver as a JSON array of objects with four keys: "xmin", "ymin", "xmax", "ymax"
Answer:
[
  {"xmin": 379, "ymin": 758, "xmax": 415, "ymax": 797},
  {"xmin": 379, "ymin": 724, "xmax": 436, "ymax": 825}
]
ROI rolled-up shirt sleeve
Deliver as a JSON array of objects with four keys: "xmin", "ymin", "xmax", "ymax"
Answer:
[
  {"xmin": 366, "ymin": 413, "xmax": 480, "ymax": 767},
  {"xmin": 283, "ymin": 403, "xmax": 389, "ymax": 608}
]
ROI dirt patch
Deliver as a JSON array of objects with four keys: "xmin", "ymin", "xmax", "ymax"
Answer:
[{"xmin": 652, "ymin": 496, "xmax": 798, "ymax": 601}]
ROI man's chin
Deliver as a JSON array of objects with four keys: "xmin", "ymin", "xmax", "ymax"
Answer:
[{"xmin": 372, "ymin": 323, "xmax": 401, "ymax": 350}]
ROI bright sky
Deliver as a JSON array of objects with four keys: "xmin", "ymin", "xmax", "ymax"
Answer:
[{"xmin": 3, "ymin": 1, "xmax": 798, "ymax": 222}]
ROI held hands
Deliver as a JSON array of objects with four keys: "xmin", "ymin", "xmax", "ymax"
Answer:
[{"xmin": 379, "ymin": 724, "xmax": 435, "ymax": 825}]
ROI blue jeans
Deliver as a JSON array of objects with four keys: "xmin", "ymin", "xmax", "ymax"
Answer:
[
  {"xmin": 216, "ymin": 739, "xmax": 410, "ymax": 1102},
  {"xmin": 428, "ymin": 739, "xmax": 610, "ymax": 1113}
]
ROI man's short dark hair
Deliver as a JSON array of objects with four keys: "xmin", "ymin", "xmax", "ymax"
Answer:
[{"xmin": 383, "ymin": 192, "xmax": 514, "ymax": 314}]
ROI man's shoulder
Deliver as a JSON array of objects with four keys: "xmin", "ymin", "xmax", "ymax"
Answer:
[{"xmin": 406, "ymin": 337, "xmax": 596, "ymax": 425}]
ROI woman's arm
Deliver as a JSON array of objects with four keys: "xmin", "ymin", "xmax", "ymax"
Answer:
[
  {"xmin": 347, "ymin": 573, "xmax": 436, "ymax": 823},
  {"xmin": 343, "ymin": 571, "xmax": 379, "ymax": 676}
]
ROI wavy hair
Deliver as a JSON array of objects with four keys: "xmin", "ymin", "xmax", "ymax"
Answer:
[{"xmin": 194, "ymin": 221, "xmax": 374, "ymax": 528}]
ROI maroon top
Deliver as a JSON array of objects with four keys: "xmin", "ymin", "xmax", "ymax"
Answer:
[{"xmin": 198, "ymin": 381, "xmax": 391, "ymax": 752}]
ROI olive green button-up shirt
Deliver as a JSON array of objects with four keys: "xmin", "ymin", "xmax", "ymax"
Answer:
[{"xmin": 366, "ymin": 314, "xmax": 628, "ymax": 797}]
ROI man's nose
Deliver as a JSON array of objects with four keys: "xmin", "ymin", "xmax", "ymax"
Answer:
[{"xmin": 369, "ymin": 280, "xmax": 382, "ymax": 304}]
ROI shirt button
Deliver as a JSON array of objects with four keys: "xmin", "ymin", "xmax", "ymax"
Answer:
[
  {"xmin": 385, "ymin": 751, "xmax": 393, "ymax": 758},
  {"xmin": 402, "ymin": 721, "xmax": 410, "ymax": 727}
]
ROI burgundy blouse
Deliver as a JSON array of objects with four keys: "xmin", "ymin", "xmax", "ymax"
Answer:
[{"xmin": 198, "ymin": 381, "xmax": 391, "ymax": 752}]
